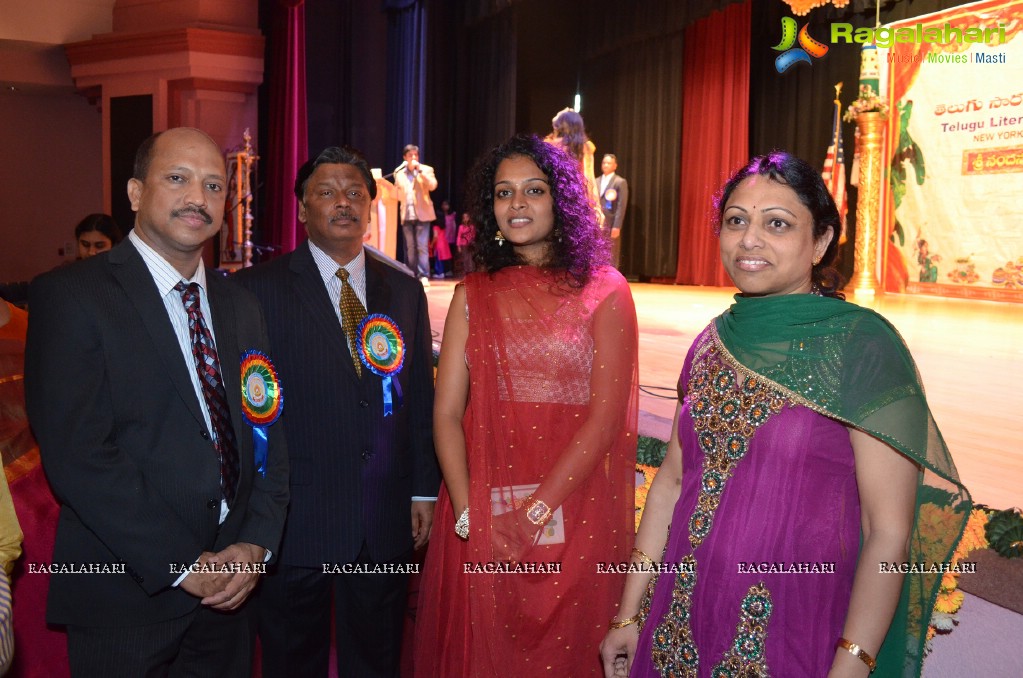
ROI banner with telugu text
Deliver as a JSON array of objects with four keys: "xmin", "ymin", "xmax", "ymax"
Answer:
[{"xmin": 884, "ymin": 0, "xmax": 1023, "ymax": 301}]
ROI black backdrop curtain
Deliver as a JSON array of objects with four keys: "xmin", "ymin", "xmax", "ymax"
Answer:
[
  {"xmin": 450, "ymin": 8, "xmax": 517, "ymax": 205},
  {"xmin": 580, "ymin": 36, "xmax": 685, "ymax": 280}
]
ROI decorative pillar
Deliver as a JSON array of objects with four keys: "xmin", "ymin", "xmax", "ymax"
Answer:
[
  {"xmin": 848, "ymin": 111, "xmax": 885, "ymax": 296},
  {"xmin": 64, "ymin": 0, "xmax": 264, "ymax": 221}
]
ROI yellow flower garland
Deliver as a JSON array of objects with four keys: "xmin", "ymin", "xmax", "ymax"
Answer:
[
  {"xmin": 928, "ymin": 508, "xmax": 989, "ymax": 641},
  {"xmin": 635, "ymin": 464, "xmax": 657, "ymax": 533}
]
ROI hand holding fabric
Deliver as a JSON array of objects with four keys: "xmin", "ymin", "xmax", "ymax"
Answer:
[
  {"xmin": 490, "ymin": 507, "xmax": 538, "ymax": 563},
  {"xmin": 600, "ymin": 626, "xmax": 638, "ymax": 678}
]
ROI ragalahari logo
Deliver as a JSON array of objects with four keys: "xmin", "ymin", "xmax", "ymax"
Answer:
[{"xmin": 773, "ymin": 17, "xmax": 829, "ymax": 73}]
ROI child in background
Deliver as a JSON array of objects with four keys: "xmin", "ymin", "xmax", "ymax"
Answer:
[
  {"xmin": 441, "ymin": 201, "xmax": 458, "ymax": 277},
  {"xmin": 431, "ymin": 222, "xmax": 453, "ymax": 279},
  {"xmin": 455, "ymin": 213, "xmax": 475, "ymax": 276}
]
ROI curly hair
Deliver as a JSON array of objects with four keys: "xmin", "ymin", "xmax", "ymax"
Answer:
[
  {"xmin": 714, "ymin": 151, "xmax": 845, "ymax": 298},
  {"xmin": 464, "ymin": 134, "xmax": 607, "ymax": 285}
]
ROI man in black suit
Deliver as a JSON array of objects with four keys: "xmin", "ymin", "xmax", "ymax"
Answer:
[
  {"xmin": 235, "ymin": 146, "xmax": 438, "ymax": 677},
  {"xmin": 24, "ymin": 127, "xmax": 289, "ymax": 676},
  {"xmin": 598, "ymin": 153, "xmax": 630, "ymax": 268}
]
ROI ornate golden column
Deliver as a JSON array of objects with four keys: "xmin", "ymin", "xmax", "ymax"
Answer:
[{"xmin": 848, "ymin": 112, "xmax": 886, "ymax": 296}]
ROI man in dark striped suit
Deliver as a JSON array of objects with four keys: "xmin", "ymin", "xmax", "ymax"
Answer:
[
  {"xmin": 25, "ymin": 127, "xmax": 289, "ymax": 676},
  {"xmin": 235, "ymin": 145, "xmax": 439, "ymax": 677}
]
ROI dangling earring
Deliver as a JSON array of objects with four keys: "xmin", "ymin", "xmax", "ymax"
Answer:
[
  {"xmin": 494, "ymin": 230, "xmax": 506, "ymax": 246},
  {"xmin": 813, "ymin": 255, "xmax": 822, "ymax": 265},
  {"xmin": 553, "ymin": 227, "xmax": 563, "ymax": 243}
]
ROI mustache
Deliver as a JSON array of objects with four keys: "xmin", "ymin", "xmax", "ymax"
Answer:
[
  {"xmin": 171, "ymin": 207, "xmax": 213, "ymax": 225},
  {"xmin": 329, "ymin": 210, "xmax": 360, "ymax": 223}
]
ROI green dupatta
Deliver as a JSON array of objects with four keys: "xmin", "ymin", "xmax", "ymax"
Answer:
[{"xmin": 715, "ymin": 293, "xmax": 971, "ymax": 678}]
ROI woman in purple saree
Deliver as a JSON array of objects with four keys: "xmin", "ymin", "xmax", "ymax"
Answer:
[{"xmin": 601, "ymin": 153, "xmax": 969, "ymax": 678}]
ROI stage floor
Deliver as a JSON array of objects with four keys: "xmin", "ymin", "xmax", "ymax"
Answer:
[{"xmin": 424, "ymin": 280, "xmax": 1022, "ymax": 511}]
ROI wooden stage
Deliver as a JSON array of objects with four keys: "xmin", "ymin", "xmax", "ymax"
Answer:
[{"xmin": 424, "ymin": 280, "xmax": 1022, "ymax": 512}]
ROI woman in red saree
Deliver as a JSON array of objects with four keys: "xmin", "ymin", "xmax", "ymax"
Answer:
[{"xmin": 414, "ymin": 135, "xmax": 639, "ymax": 677}]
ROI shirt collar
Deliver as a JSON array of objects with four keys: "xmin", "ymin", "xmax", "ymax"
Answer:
[
  {"xmin": 308, "ymin": 239, "xmax": 366, "ymax": 285},
  {"xmin": 128, "ymin": 229, "xmax": 207, "ymax": 295}
]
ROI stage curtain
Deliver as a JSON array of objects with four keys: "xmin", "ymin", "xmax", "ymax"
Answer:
[
  {"xmin": 575, "ymin": 0, "xmax": 743, "ymax": 281},
  {"xmin": 265, "ymin": 0, "xmax": 307, "ymax": 255},
  {"xmin": 595, "ymin": 35, "xmax": 685, "ymax": 280},
  {"xmin": 385, "ymin": 1, "xmax": 428, "ymax": 164},
  {"xmin": 447, "ymin": 7, "xmax": 517, "ymax": 199},
  {"xmin": 675, "ymin": 1, "xmax": 750, "ymax": 286}
]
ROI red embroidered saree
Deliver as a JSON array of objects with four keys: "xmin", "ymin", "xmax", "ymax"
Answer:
[{"xmin": 415, "ymin": 266, "xmax": 638, "ymax": 677}]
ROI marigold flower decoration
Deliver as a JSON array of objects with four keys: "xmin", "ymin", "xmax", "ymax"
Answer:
[
  {"xmin": 781, "ymin": 0, "xmax": 851, "ymax": 16},
  {"xmin": 843, "ymin": 84, "xmax": 890, "ymax": 123},
  {"xmin": 635, "ymin": 464, "xmax": 658, "ymax": 532},
  {"xmin": 927, "ymin": 508, "xmax": 989, "ymax": 647}
]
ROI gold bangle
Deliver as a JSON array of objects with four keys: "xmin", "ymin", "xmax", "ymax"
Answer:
[
  {"xmin": 836, "ymin": 638, "xmax": 876, "ymax": 673},
  {"xmin": 608, "ymin": 615, "xmax": 641, "ymax": 630},
  {"xmin": 523, "ymin": 495, "xmax": 552, "ymax": 526},
  {"xmin": 632, "ymin": 547, "xmax": 657, "ymax": 567}
]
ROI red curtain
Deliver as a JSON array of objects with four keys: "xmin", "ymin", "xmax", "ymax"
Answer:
[
  {"xmin": 674, "ymin": 1, "xmax": 750, "ymax": 286},
  {"xmin": 266, "ymin": 0, "xmax": 308, "ymax": 255}
]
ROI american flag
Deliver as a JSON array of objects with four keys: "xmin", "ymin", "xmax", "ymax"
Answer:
[{"xmin": 822, "ymin": 92, "xmax": 848, "ymax": 244}]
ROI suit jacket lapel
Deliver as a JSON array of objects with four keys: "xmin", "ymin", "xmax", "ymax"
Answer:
[
  {"xmin": 365, "ymin": 250, "xmax": 393, "ymax": 317},
  {"xmin": 108, "ymin": 240, "xmax": 206, "ymax": 428},
  {"xmin": 290, "ymin": 241, "xmax": 362, "ymax": 382},
  {"xmin": 206, "ymin": 273, "xmax": 248, "ymax": 459}
]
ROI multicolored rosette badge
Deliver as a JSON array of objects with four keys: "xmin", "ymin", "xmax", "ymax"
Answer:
[
  {"xmin": 603, "ymin": 188, "xmax": 617, "ymax": 210},
  {"xmin": 355, "ymin": 314, "xmax": 405, "ymax": 416},
  {"xmin": 240, "ymin": 350, "xmax": 283, "ymax": 477}
]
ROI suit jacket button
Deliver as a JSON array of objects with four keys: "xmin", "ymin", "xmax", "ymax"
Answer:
[
  {"xmin": 200, "ymin": 430, "xmax": 210, "ymax": 440},
  {"xmin": 359, "ymin": 399, "xmax": 369, "ymax": 408},
  {"xmin": 207, "ymin": 499, "xmax": 218, "ymax": 509},
  {"xmin": 361, "ymin": 450, "xmax": 372, "ymax": 460}
]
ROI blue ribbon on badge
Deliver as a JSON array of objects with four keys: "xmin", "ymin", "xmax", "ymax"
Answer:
[
  {"xmin": 240, "ymin": 351, "xmax": 284, "ymax": 477},
  {"xmin": 355, "ymin": 315, "xmax": 406, "ymax": 416}
]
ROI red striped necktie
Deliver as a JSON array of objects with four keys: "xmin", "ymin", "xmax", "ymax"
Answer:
[{"xmin": 174, "ymin": 282, "xmax": 240, "ymax": 506}]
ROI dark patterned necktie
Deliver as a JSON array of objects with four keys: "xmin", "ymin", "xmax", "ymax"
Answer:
[
  {"xmin": 337, "ymin": 268, "xmax": 367, "ymax": 377},
  {"xmin": 174, "ymin": 282, "xmax": 240, "ymax": 506}
]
